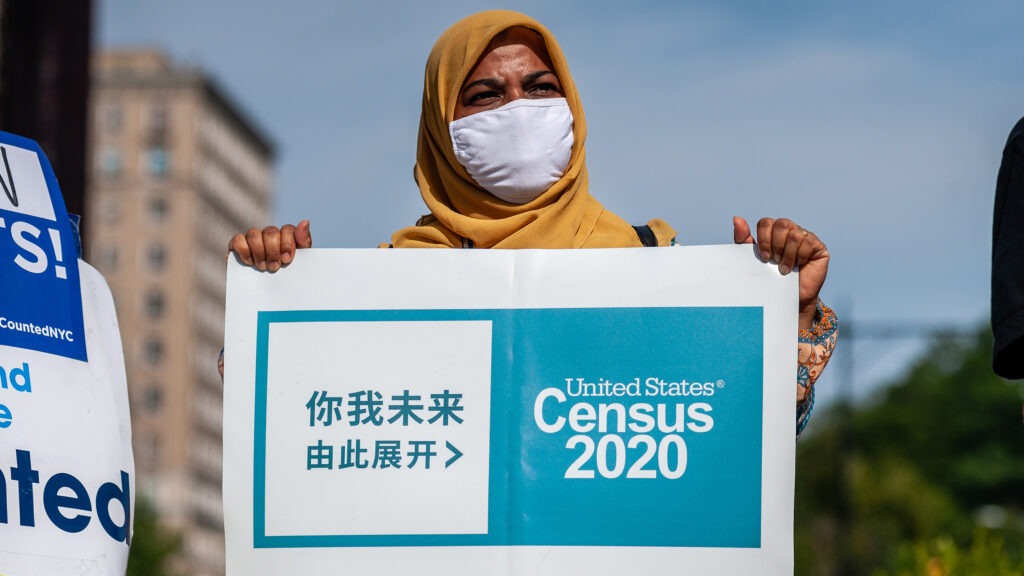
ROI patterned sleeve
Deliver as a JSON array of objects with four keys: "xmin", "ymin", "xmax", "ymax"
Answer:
[{"xmin": 795, "ymin": 301, "xmax": 839, "ymax": 437}]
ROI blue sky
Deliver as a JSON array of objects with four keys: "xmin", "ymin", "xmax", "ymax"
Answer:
[{"xmin": 98, "ymin": 0, "xmax": 1024, "ymax": 402}]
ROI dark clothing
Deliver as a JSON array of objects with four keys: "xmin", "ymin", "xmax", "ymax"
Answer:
[{"xmin": 992, "ymin": 117, "xmax": 1024, "ymax": 378}]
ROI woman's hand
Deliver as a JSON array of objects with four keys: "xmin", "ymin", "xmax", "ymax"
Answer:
[
  {"xmin": 227, "ymin": 220, "xmax": 313, "ymax": 272},
  {"xmin": 733, "ymin": 216, "xmax": 830, "ymax": 331}
]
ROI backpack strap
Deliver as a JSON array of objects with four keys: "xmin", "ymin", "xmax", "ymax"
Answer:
[{"xmin": 632, "ymin": 224, "xmax": 659, "ymax": 247}]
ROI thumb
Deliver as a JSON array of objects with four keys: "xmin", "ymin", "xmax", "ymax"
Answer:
[
  {"xmin": 296, "ymin": 219, "xmax": 313, "ymax": 248},
  {"xmin": 733, "ymin": 216, "xmax": 753, "ymax": 244}
]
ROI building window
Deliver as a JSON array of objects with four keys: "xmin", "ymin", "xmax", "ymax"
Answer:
[
  {"xmin": 148, "ymin": 196, "xmax": 169, "ymax": 224},
  {"xmin": 142, "ymin": 337, "xmax": 164, "ymax": 367},
  {"xmin": 100, "ymin": 147, "xmax": 121, "ymax": 180},
  {"xmin": 98, "ymin": 245, "xmax": 118, "ymax": 273},
  {"xmin": 100, "ymin": 196, "xmax": 119, "ymax": 225},
  {"xmin": 145, "ymin": 243, "xmax": 167, "ymax": 273},
  {"xmin": 105, "ymin": 103, "xmax": 123, "ymax": 133},
  {"xmin": 150, "ymin": 103, "xmax": 169, "ymax": 131},
  {"xmin": 141, "ymin": 384, "xmax": 164, "ymax": 413},
  {"xmin": 144, "ymin": 289, "xmax": 166, "ymax": 321},
  {"xmin": 138, "ymin": 432, "xmax": 161, "ymax": 470},
  {"xmin": 146, "ymin": 147, "xmax": 169, "ymax": 180}
]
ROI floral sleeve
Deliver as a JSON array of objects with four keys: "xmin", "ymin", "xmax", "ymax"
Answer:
[{"xmin": 796, "ymin": 301, "xmax": 838, "ymax": 437}]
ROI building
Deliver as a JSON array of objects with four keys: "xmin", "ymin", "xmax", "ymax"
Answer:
[
  {"xmin": 0, "ymin": 0, "xmax": 93, "ymax": 234},
  {"xmin": 87, "ymin": 50, "xmax": 274, "ymax": 575}
]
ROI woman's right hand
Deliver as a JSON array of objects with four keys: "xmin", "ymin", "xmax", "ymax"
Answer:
[{"xmin": 227, "ymin": 220, "xmax": 312, "ymax": 272}]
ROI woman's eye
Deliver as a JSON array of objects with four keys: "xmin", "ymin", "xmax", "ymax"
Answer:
[
  {"xmin": 468, "ymin": 90, "xmax": 500, "ymax": 104},
  {"xmin": 530, "ymin": 83, "xmax": 559, "ymax": 96}
]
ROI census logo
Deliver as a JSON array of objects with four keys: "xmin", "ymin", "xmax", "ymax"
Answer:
[{"xmin": 0, "ymin": 131, "xmax": 86, "ymax": 362}]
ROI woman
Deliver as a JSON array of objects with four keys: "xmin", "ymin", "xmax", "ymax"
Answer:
[{"xmin": 228, "ymin": 10, "xmax": 838, "ymax": 434}]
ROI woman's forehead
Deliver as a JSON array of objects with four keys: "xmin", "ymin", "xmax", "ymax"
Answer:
[{"xmin": 466, "ymin": 27, "xmax": 554, "ymax": 79}]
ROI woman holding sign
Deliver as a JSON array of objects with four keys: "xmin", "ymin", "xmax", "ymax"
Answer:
[{"xmin": 227, "ymin": 10, "xmax": 837, "ymax": 434}]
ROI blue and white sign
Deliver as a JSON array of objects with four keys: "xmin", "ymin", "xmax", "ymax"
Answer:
[
  {"xmin": 0, "ymin": 131, "xmax": 86, "ymax": 362},
  {"xmin": 224, "ymin": 247, "xmax": 797, "ymax": 575},
  {"xmin": 0, "ymin": 133, "xmax": 133, "ymax": 576}
]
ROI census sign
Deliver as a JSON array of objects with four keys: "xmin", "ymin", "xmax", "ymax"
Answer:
[
  {"xmin": 224, "ymin": 247, "xmax": 797, "ymax": 575},
  {"xmin": 0, "ymin": 131, "xmax": 134, "ymax": 576}
]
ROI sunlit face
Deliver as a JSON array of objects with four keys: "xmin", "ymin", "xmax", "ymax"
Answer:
[{"xmin": 453, "ymin": 26, "xmax": 565, "ymax": 120}]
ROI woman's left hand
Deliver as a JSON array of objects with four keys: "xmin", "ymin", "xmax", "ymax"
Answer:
[{"xmin": 733, "ymin": 216, "xmax": 830, "ymax": 331}]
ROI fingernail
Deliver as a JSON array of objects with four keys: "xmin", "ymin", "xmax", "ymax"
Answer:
[
  {"xmin": 760, "ymin": 250, "xmax": 770, "ymax": 261},
  {"xmin": 258, "ymin": 260, "xmax": 267, "ymax": 271},
  {"xmin": 282, "ymin": 252, "xmax": 293, "ymax": 264},
  {"xmin": 780, "ymin": 264, "xmax": 791, "ymax": 275},
  {"xmin": 268, "ymin": 261, "xmax": 280, "ymax": 272}
]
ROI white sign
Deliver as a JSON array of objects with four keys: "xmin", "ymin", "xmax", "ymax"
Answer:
[
  {"xmin": 0, "ymin": 131, "xmax": 133, "ymax": 576},
  {"xmin": 0, "ymin": 262, "xmax": 134, "ymax": 576},
  {"xmin": 224, "ymin": 246, "xmax": 797, "ymax": 575}
]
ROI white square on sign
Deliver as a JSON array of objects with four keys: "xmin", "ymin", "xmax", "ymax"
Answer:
[{"xmin": 263, "ymin": 319, "xmax": 492, "ymax": 537}]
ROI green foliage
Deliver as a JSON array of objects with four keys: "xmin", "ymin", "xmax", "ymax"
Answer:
[
  {"xmin": 795, "ymin": 327, "xmax": 1024, "ymax": 575},
  {"xmin": 852, "ymin": 330, "xmax": 1024, "ymax": 510},
  {"xmin": 873, "ymin": 529, "xmax": 1024, "ymax": 576},
  {"xmin": 126, "ymin": 497, "xmax": 182, "ymax": 576}
]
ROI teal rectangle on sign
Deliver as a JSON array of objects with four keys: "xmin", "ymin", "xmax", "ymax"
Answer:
[{"xmin": 253, "ymin": 307, "xmax": 762, "ymax": 549}]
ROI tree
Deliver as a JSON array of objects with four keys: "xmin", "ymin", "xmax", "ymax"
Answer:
[
  {"xmin": 795, "ymin": 327, "xmax": 1024, "ymax": 575},
  {"xmin": 876, "ymin": 529, "xmax": 1024, "ymax": 576},
  {"xmin": 126, "ymin": 497, "xmax": 182, "ymax": 576}
]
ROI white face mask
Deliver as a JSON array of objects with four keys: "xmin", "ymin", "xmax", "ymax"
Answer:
[{"xmin": 449, "ymin": 98, "xmax": 574, "ymax": 204}]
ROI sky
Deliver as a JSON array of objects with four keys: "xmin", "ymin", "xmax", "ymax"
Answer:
[{"xmin": 98, "ymin": 0, "xmax": 1024, "ymax": 404}]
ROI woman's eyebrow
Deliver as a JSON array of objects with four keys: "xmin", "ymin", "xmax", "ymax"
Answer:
[
  {"xmin": 462, "ymin": 77, "xmax": 505, "ymax": 92},
  {"xmin": 522, "ymin": 70, "xmax": 556, "ymax": 84}
]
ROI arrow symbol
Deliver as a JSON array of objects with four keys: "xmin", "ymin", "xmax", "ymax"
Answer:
[{"xmin": 445, "ymin": 441, "xmax": 463, "ymax": 469}]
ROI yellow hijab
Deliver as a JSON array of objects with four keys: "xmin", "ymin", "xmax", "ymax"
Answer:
[{"xmin": 389, "ymin": 10, "xmax": 674, "ymax": 249}]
